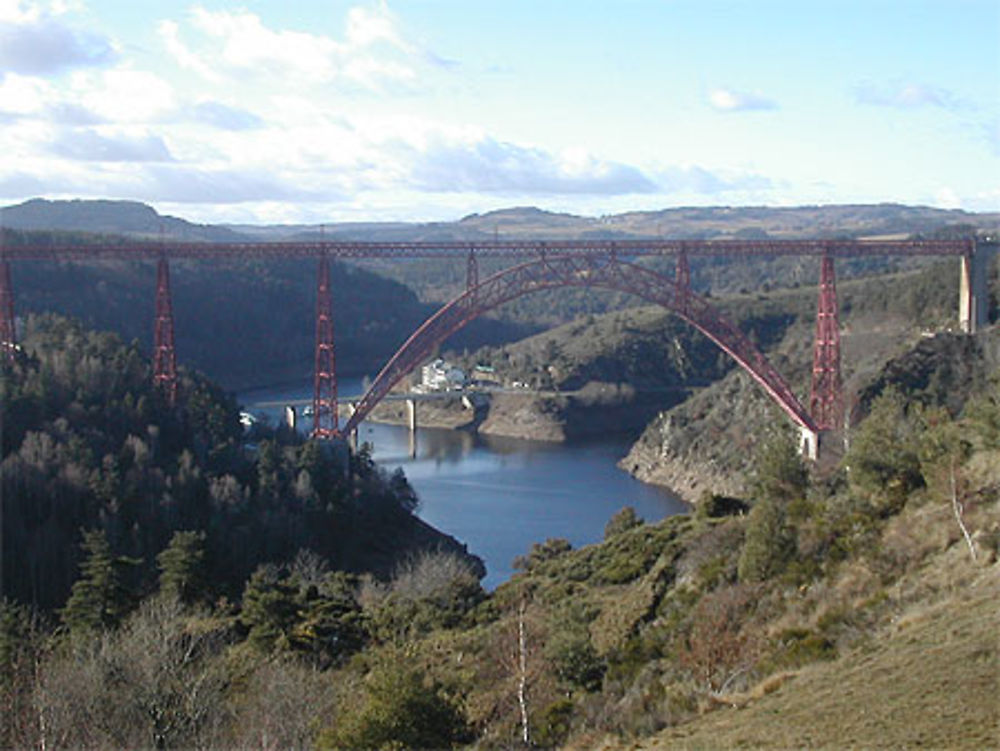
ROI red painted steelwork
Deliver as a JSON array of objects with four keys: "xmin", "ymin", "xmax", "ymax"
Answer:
[
  {"xmin": 675, "ymin": 248, "xmax": 691, "ymax": 313},
  {"xmin": 342, "ymin": 255, "xmax": 818, "ymax": 437},
  {"xmin": 313, "ymin": 255, "xmax": 338, "ymax": 438},
  {"xmin": 810, "ymin": 254, "xmax": 843, "ymax": 430},
  {"xmin": 0, "ymin": 261, "xmax": 15, "ymax": 360},
  {"xmin": 0, "ymin": 237, "xmax": 973, "ymax": 262},
  {"xmin": 675, "ymin": 249, "xmax": 691, "ymax": 289},
  {"xmin": 153, "ymin": 258, "xmax": 178, "ymax": 405},
  {"xmin": 466, "ymin": 251, "xmax": 479, "ymax": 293}
]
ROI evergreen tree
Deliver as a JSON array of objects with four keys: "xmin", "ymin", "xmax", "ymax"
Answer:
[
  {"xmin": 291, "ymin": 572, "xmax": 368, "ymax": 666},
  {"xmin": 241, "ymin": 565, "xmax": 302, "ymax": 651},
  {"xmin": 737, "ymin": 497, "xmax": 794, "ymax": 583},
  {"xmin": 61, "ymin": 529, "xmax": 138, "ymax": 634},
  {"xmin": 604, "ymin": 506, "xmax": 643, "ymax": 539},
  {"xmin": 157, "ymin": 530, "xmax": 208, "ymax": 605},
  {"xmin": 750, "ymin": 426, "xmax": 808, "ymax": 504},
  {"xmin": 846, "ymin": 386, "xmax": 924, "ymax": 511}
]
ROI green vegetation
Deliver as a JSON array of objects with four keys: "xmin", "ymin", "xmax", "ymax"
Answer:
[
  {"xmin": 2, "ymin": 228, "xmax": 527, "ymax": 391},
  {"xmin": 623, "ymin": 259, "xmax": 996, "ymax": 498},
  {"xmin": 1, "ymin": 214, "xmax": 998, "ymax": 747},
  {"xmin": 317, "ymin": 657, "xmax": 472, "ymax": 750}
]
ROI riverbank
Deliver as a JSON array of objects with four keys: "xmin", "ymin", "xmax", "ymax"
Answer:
[
  {"xmin": 362, "ymin": 383, "xmax": 687, "ymax": 444},
  {"xmin": 241, "ymin": 379, "xmax": 688, "ymax": 589}
]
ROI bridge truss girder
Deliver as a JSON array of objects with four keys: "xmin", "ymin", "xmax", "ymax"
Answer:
[
  {"xmin": 313, "ymin": 255, "xmax": 339, "ymax": 438},
  {"xmin": 152, "ymin": 257, "xmax": 178, "ymax": 405},
  {"xmin": 0, "ymin": 261, "xmax": 15, "ymax": 361},
  {"xmin": 342, "ymin": 254, "xmax": 818, "ymax": 438}
]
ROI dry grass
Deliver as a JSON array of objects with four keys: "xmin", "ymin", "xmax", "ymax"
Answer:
[{"xmin": 618, "ymin": 565, "xmax": 999, "ymax": 750}]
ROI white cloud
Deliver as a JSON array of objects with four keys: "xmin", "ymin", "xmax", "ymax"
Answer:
[
  {"xmin": 933, "ymin": 186, "xmax": 961, "ymax": 209},
  {"xmin": 0, "ymin": 73, "xmax": 50, "ymax": 115},
  {"xmin": 708, "ymin": 87, "xmax": 777, "ymax": 112},
  {"xmin": 71, "ymin": 69, "xmax": 175, "ymax": 123},
  {"xmin": 344, "ymin": 1, "xmax": 409, "ymax": 50},
  {"xmin": 407, "ymin": 135, "xmax": 658, "ymax": 196},
  {"xmin": 0, "ymin": 0, "xmax": 41, "ymax": 25},
  {"xmin": 189, "ymin": 101, "xmax": 263, "ymax": 131},
  {"xmin": 140, "ymin": 164, "xmax": 328, "ymax": 204},
  {"xmin": 0, "ymin": 1, "xmax": 116, "ymax": 75},
  {"xmin": 49, "ymin": 128, "xmax": 174, "ymax": 162},
  {"xmin": 656, "ymin": 165, "xmax": 772, "ymax": 194},
  {"xmin": 160, "ymin": 3, "xmax": 423, "ymax": 91},
  {"xmin": 855, "ymin": 80, "xmax": 957, "ymax": 109},
  {"xmin": 157, "ymin": 19, "xmax": 220, "ymax": 83}
]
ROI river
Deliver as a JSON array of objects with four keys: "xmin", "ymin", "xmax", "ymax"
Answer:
[{"xmin": 241, "ymin": 380, "xmax": 688, "ymax": 588}]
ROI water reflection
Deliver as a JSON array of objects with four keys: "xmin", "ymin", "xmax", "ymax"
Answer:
[{"xmin": 242, "ymin": 380, "xmax": 687, "ymax": 588}]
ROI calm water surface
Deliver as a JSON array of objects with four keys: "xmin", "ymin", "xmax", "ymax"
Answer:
[{"xmin": 242, "ymin": 380, "xmax": 688, "ymax": 588}]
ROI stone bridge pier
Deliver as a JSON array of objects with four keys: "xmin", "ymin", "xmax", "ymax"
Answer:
[{"xmin": 961, "ymin": 240, "xmax": 997, "ymax": 334}]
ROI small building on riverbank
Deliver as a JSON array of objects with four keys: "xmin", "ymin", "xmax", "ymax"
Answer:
[{"xmin": 420, "ymin": 358, "xmax": 466, "ymax": 391}]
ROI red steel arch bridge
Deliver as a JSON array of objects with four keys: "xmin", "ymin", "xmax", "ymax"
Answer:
[{"xmin": 0, "ymin": 236, "xmax": 990, "ymax": 457}]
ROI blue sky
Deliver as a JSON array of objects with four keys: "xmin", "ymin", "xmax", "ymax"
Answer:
[{"xmin": 0, "ymin": 0, "xmax": 997, "ymax": 223}]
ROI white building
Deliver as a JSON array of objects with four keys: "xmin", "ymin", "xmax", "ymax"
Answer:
[{"xmin": 421, "ymin": 358, "xmax": 466, "ymax": 391}]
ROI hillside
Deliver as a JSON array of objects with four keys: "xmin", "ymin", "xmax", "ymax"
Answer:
[
  {"xmin": 422, "ymin": 258, "xmax": 972, "ymax": 452},
  {"xmin": 0, "ymin": 315, "xmax": 482, "ymax": 611},
  {"xmin": 242, "ymin": 203, "xmax": 1000, "ymax": 242},
  {"xmin": 332, "ymin": 331, "xmax": 998, "ymax": 749},
  {"xmin": 622, "ymin": 263, "xmax": 994, "ymax": 499},
  {"xmin": 626, "ymin": 566, "xmax": 998, "ymax": 750},
  {"xmin": 3, "ymin": 304, "xmax": 998, "ymax": 750},
  {"xmin": 1, "ymin": 199, "xmax": 247, "ymax": 243},
  {"xmin": 1, "ymin": 231, "xmax": 529, "ymax": 391}
]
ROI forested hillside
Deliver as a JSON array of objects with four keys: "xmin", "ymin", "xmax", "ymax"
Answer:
[
  {"xmin": 2, "ymin": 228, "xmax": 529, "ymax": 390},
  {"xmin": 0, "ymin": 315, "xmax": 478, "ymax": 611},
  {"xmin": 622, "ymin": 259, "xmax": 997, "ymax": 498},
  {"xmin": 5, "ymin": 199, "xmax": 997, "ymax": 370},
  {"xmin": 2, "ymin": 314, "xmax": 996, "ymax": 749}
]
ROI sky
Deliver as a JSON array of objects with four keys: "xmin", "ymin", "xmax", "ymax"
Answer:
[{"xmin": 0, "ymin": 0, "xmax": 998, "ymax": 224}]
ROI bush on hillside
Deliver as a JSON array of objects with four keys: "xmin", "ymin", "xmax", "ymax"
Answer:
[
  {"xmin": 604, "ymin": 506, "xmax": 643, "ymax": 539},
  {"xmin": 317, "ymin": 659, "xmax": 471, "ymax": 751},
  {"xmin": 737, "ymin": 498, "xmax": 795, "ymax": 584}
]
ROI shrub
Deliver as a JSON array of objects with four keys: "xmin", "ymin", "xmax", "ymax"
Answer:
[
  {"xmin": 696, "ymin": 492, "xmax": 750, "ymax": 519},
  {"xmin": 364, "ymin": 551, "xmax": 484, "ymax": 640},
  {"xmin": 604, "ymin": 506, "xmax": 643, "ymax": 539},
  {"xmin": 677, "ymin": 584, "xmax": 761, "ymax": 693},
  {"xmin": 737, "ymin": 498, "xmax": 794, "ymax": 584},
  {"xmin": 547, "ymin": 633, "xmax": 606, "ymax": 692},
  {"xmin": 512, "ymin": 538, "xmax": 573, "ymax": 572},
  {"xmin": 750, "ymin": 427, "xmax": 808, "ymax": 504},
  {"xmin": 317, "ymin": 660, "xmax": 470, "ymax": 750},
  {"xmin": 845, "ymin": 386, "xmax": 924, "ymax": 511},
  {"xmin": 532, "ymin": 697, "xmax": 575, "ymax": 748},
  {"xmin": 764, "ymin": 627, "xmax": 837, "ymax": 671}
]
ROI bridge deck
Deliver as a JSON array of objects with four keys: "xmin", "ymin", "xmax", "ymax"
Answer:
[{"xmin": 0, "ymin": 237, "xmax": 974, "ymax": 261}]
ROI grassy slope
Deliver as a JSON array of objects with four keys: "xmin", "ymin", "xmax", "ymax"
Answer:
[
  {"xmin": 410, "ymin": 320, "xmax": 999, "ymax": 748},
  {"xmin": 372, "ymin": 461, "xmax": 1000, "ymax": 750},
  {"xmin": 627, "ymin": 557, "xmax": 998, "ymax": 750}
]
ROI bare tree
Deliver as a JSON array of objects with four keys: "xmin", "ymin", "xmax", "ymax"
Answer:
[
  {"xmin": 228, "ymin": 657, "xmax": 337, "ymax": 750},
  {"xmin": 517, "ymin": 596, "xmax": 530, "ymax": 746},
  {"xmin": 36, "ymin": 596, "xmax": 232, "ymax": 749},
  {"xmin": 949, "ymin": 459, "xmax": 977, "ymax": 562}
]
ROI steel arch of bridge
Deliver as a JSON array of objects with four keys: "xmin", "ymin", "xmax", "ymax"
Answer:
[{"xmin": 342, "ymin": 254, "xmax": 818, "ymax": 438}]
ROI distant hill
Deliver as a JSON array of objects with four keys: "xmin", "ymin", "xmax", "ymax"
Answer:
[
  {"xmin": 5, "ymin": 198, "xmax": 996, "ymax": 243},
  {"xmin": 1, "ymin": 199, "xmax": 248, "ymax": 243},
  {"xmin": 2, "ymin": 199, "xmax": 995, "ymax": 387}
]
